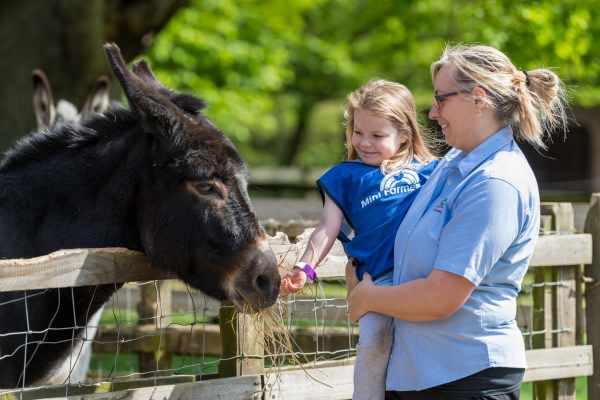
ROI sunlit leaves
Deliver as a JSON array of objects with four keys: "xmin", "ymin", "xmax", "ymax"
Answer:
[{"xmin": 144, "ymin": 0, "xmax": 600, "ymax": 166}]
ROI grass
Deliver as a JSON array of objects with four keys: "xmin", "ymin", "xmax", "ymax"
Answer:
[
  {"xmin": 89, "ymin": 351, "xmax": 299, "ymax": 380},
  {"xmin": 88, "ymin": 353, "xmax": 220, "ymax": 379},
  {"xmin": 521, "ymin": 377, "xmax": 587, "ymax": 399},
  {"xmin": 100, "ymin": 309, "xmax": 216, "ymax": 326},
  {"xmin": 303, "ymin": 279, "xmax": 348, "ymax": 298}
]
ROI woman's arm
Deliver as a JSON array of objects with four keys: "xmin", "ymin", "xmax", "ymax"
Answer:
[
  {"xmin": 346, "ymin": 268, "xmax": 475, "ymax": 322},
  {"xmin": 348, "ymin": 177, "xmax": 526, "ymax": 321},
  {"xmin": 280, "ymin": 194, "xmax": 343, "ymax": 295}
]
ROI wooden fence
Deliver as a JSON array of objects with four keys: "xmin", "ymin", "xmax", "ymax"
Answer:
[{"xmin": 1, "ymin": 198, "xmax": 599, "ymax": 400}]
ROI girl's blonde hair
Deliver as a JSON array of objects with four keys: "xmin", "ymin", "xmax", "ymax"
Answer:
[
  {"xmin": 431, "ymin": 43, "xmax": 569, "ymax": 149},
  {"xmin": 343, "ymin": 79, "xmax": 435, "ymax": 173}
]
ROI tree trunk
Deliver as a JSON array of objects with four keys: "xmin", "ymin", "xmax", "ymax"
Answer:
[
  {"xmin": 0, "ymin": 0, "xmax": 187, "ymax": 152},
  {"xmin": 281, "ymin": 101, "xmax": 313, "ymax": 166}
]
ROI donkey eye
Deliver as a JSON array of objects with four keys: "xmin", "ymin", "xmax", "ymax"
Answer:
[
  {"xmin": 192, "ymin": 180, "xmax": 224, "ymax": 199},
  {"xmin": 196, "ymin": 183, "xmax": 215, "ymax": 194}
]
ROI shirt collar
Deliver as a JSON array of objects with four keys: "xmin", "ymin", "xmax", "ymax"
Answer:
[{"xmin": 444, "ymin": 126, "xmax": 513, "ymax": 177}]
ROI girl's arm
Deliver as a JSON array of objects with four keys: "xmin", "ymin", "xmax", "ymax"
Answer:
[{"xmin": 280, "ymin": 194, "xmax": 343, "ymax": 295}]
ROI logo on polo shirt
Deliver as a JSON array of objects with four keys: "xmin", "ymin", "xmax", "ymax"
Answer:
[
  {"xmin": 434, "ymin": 198, "xmax": 447, "ymax": 213},
  {"xmin": 360, "ymin": 170, "xmax": 421, "ymax": 208},
  {"xmin": 380, "ymin": 169, "xmax": 420, "ymax": 191}
]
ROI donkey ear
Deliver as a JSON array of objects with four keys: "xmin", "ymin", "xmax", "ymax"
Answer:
[
  {"xmin": 132, "ymin": 59, "xmax": 161, "ymax": 85},
  {"xmin": 103, "ymin": 43, "xmax": 143, "ymax": 102},
  {"xmin": 103, "ymin": 42, "xmax": 188, "ymax": 139},
  {"xmin": 131, "ymin": 59, "xmax": 175, "ymax": 100},
  {"xmin": 32, "ymin": 69, "xmax": 56, "ymax": 128},
  {"xmin": 132, "ymin": 59, "xmax": 208, "ymax": 115},
  {"xmin": 80, "ymin": 76, "xmax": 110, "ymax": 120}
]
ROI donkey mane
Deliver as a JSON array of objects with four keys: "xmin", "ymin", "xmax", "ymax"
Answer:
[
  {"xmin": 3, "ymin": 89, "xmax": 211, "ymax": 174},
  {"xmin": 1, "ymin": 104, "xmax": 134, "ymax": 171}
]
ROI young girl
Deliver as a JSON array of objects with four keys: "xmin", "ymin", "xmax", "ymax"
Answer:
[{"xmin": 280, "ymin": 79, "xmax": 438, "ymax": 400}]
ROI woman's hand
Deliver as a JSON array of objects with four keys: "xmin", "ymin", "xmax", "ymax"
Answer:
[
  {"xmin": 346, "ymin": 272, "xmax": 374, "ymax": 322},
  {"xmin": 345, "ymin": 258, "xmax": 359, "ymax": 295},
  {"xmin": 280, "ymin": 267, "xmax": 307, "ymax": 296}
]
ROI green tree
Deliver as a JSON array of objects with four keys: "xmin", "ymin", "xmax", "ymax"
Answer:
[
  {"xmin": 146, "ymin": 0, "xmax": 358, "ymax": 166},
  {"xmin": 145, "ymin": 0, "xmax": 600, "ymax": 167}
]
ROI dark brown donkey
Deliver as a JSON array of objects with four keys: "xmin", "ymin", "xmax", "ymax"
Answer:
[{"xmin": 0, "ymin": 43, "xmax": 280, "ymax": 388}]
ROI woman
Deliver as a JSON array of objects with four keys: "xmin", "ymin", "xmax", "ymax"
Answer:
[{"xmin": 346, "ymin": 44, "xmax": 569, "ymax": 399}]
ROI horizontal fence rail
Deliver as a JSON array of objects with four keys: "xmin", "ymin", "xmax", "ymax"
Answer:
[{"xmin": 0, "ymin": 233, "xmax": 590, "ymax": 290}]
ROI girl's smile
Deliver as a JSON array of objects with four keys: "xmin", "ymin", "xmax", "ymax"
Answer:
[{"xmin": 352, "ymin": 109, "xmax": 407, "ymax": 166}]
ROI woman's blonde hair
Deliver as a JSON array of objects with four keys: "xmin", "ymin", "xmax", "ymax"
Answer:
[
  {"xmin": 431, "ymin": 43, "xmax": 569, "ymax": 149},
  {"xmin": 343, "ymin": 79, "xmax": 435, "ymax": 173}
]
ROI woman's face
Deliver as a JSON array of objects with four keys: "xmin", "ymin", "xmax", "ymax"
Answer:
[
  {"xmin": 428, "ymin": 65, "xmax": 478, "ymax": 153},
  {"xmin": 352, "ymin": 108, "xmax": 407, "ymax": 166}
]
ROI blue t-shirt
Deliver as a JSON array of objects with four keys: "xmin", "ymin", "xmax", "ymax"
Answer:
[
  {"xmin": 317, "ymin": 159, "xmax": 438, "ymax": 280},
  {"xmin": 388, "ymin": 126, "xmax": 539, "ymax": 390}
]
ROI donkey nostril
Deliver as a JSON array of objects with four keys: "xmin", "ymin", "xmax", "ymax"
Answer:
[{"xmin": 255, "ymin": 274, "xmax": 271, "ymax": 294}]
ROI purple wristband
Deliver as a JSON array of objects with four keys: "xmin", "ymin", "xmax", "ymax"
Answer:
[{"xmin": 295, "ymin": 262, "xmax": 316, "ymax": 283}]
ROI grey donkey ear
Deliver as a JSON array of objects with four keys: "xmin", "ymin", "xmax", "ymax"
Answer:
[
  {"xmin": 32, "ymin": 69, "xmax": 56, "ymax": 128},
  {"xmin": 81, "ymin": 76, "xmax": 111, "ymax": 120}
]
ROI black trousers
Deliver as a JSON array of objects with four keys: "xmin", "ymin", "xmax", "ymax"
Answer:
[{"xmin": 384, "ymin": 389, "xmax": 520, "ymax": 400}]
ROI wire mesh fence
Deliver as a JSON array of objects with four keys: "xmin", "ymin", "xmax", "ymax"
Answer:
[{"xmin": 51, "ymin": 269, "xmax": 574, "ymax": 382}]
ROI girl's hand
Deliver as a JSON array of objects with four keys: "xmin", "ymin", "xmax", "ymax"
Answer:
[
  {"xmin": 345, "ymin": 258, "xmax": 359, "ymax": 295},
  {"xmin": 280, "ymin": 268, "xmax": 307, "ymax": 296},
  {"xmin": 346, "ymin": 272, "xmax": 374, "ymax": 322}
]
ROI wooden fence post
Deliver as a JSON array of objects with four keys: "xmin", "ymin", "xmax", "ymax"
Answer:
[
  {"xmin": 541, "ymin": 203, "xmax": 575, "ymax": 234},
  {"xmin": 534, "ymin": 203, "xmax": 577, "ymax": 399},
  {"xmin": 218, "ymin": 302, "xmax": 265, "ymax": 378},
  {"xmin": 584, "ymin": 194, "xmax": 600, "ymax": 399},
  {"xmin": 555, "ymin": 265, "xmax": 577, "ymax": 400},
  {"xmin": 137, "ymin": 280, "xmax": 173, "ymax": 376},
  {"xmin": 532, "ymin": 266, "xmax": 555, "ymax": 399}
]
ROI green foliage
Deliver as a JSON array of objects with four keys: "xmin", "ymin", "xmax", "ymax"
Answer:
[{"xmin": 144, "ymin": 0, "xmax": 600, "ymax": 167}]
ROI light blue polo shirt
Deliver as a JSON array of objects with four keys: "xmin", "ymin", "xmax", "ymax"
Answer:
[{"xmin": 388, "ymin": 126, "xmax": 539, "ymax": 391}]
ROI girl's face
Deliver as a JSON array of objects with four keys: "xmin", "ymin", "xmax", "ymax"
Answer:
[
  {"xmin": 352, "ymin": 109, "xmax": 407, "ymax": 166},
  {"xmin": 428, "ymin": 65, "xmax": 478, "ymax": 153}
]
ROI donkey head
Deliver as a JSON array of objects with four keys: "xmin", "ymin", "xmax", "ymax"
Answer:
[{"xmin": 104, "ymin": 43, "xmax": 280, "ymax": 311}]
